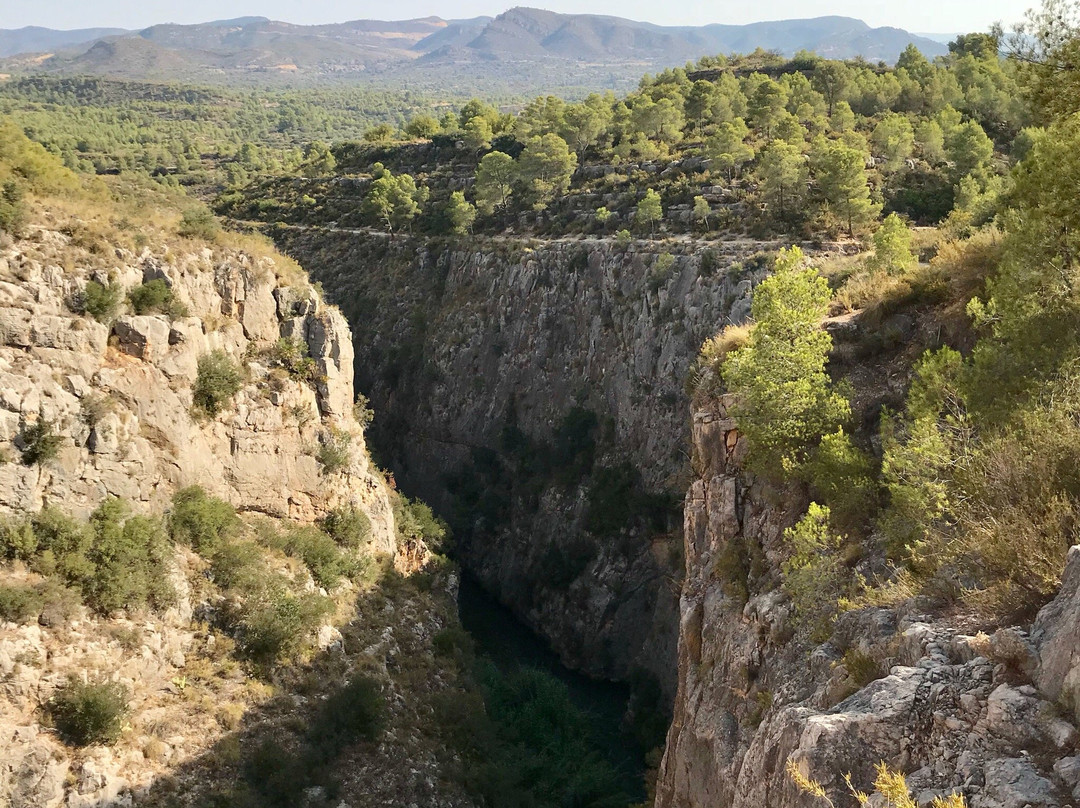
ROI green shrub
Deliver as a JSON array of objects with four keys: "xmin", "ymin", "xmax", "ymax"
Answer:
[
  {"xmin": 803, "ymin": 428, "xmax": 878, "ymax": 535},
  {"xmin": 432, "ymin": 626, "xmax": 474, "ymax": 658},
  {"xmin": 0, "ymin": 582, "xmax": 45, "ymax": 623},
  {"xmin": 31, "ymin": 508, "xmax": 94, "ymax": 583},
  {"xmin": 308, "ymin": 675, "xmax": 385, "ymax": 760},
  {"xmin": 128, "ymin": 279, "xmax": 187, "ymax": 318},
  {"xmin": 0, "ymin": 518, "xmax": 37, "ymax": 561},
  {"xmin": 723, "ymin": 247, "xmax": 850, "ymax": 478},
  {"xmin": 353, "ymin": 393, "xmax": 374, "ymax": 431},
  {"xmin": 83, "ymin": 499, "xmax": 174, "ymax": 614},
  {"xmin": 700, "ymin": 248, "xmax": 719, "ymax": 276},
  {"xmin": 48, "ymin": 678, "xmax": 130, "ymax": 746},
  {"xmin": 19, "ymin": 418, "xmax": 63, "ymax": 466},
  {"xmin": 394, "ymin": 496, "xmax": 449, "ymax": 552},
  {"xmin": 0, "ymin": 179, "xmax": 27, "ymax": 237},
  {"xmin": 283, "ymin": 527, "xmax": 347, "ymax": 589},
  {"xmin": 320, "ymin": 506, "xmax": 371, "ymax": 550},
  {"xmin": 238, "ymin": 591, "xmax": 333, "ymax": 667},
  {"xmin": 841, "ymin": 648, "xmax": 883, "ymax": 687},
  {"xmin": 81, "ymin": 280, "xmax": 123, "ymax": 323},
  {"xmin": 178, "ymin": 207, "xmax": 220, "ymax": 241},
  {"xmin": 168, "ymin": 486, "xmax": 240, "ymax": 555},
  {"xmin": 193, "ymin": 351, "xmax": 244, "ymax": 416},
  {"xmin": 243, "ymin": 738, "xmax": 306, "ymax": 807},
  {"xmin": 316, "ymin": 427, "xmax": 352, "ymax": 475},
  {"xmin": 210, "ymin": 541, "xmax": 266, "ymax": 591},
  {"xmin": 781, "ymin": 503, "xmax": 852, "ymax": 641},
  {"xmin": 265, "ymin": 338, "xmax": 319, "ymax": 383}
]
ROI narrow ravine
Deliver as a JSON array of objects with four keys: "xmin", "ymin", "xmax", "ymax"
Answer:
[{"xmin": 457, "ymin": 572, "xmax": 648, "ymax": 804}]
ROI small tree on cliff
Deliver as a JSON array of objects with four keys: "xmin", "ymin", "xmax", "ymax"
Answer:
[
  {"xmin": 362, "ymin": 164, "xmax": 428, "ymax": 236},
  {"xmin": 636, "ymin": 189, "xmax": 663, "ymax": 235},
  {"xmin": 445, "ymin": 191, "xmax": 476, "ymax": 235},
  {"xmin": 722, "ymin": 247, "xmax": 849, "ymax": 477}
]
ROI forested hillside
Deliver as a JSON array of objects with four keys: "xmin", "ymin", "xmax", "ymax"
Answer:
[{"xmin": 222, "ymin": 36, "xmax": 1024, "ymax": 243}]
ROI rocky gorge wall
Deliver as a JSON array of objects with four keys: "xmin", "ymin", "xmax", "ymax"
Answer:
[
  {"xmin": 0, "ymin": 227, "xmax": 394, "ymax": 548},
  {"xmin": 655, "ymin": 395, "xmax": 1080, "ymax": 808},
  {"xmin": 274, "ymin": 229, "xmax": 776, "ymax": 697},
  {"xmin": 0, "ymin": 215, "xmax": 480, "ymax": 808}
]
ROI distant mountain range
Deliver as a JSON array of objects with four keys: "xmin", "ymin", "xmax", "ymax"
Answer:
[{"xmin": 0, "ymin": 7, "xmax": 950, "ymax": 89}]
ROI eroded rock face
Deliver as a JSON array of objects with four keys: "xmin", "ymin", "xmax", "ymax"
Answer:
[
  {"xmin": 0, "ymin": 224, "xmax": 428, "ymax": 808},
  {"xmin": 655, "ymin": 397, "xmax": 1080, "ymax": 808},
  {"xmin": 0, "ymin": 232, "xmax": 394, "ymax": 552}
]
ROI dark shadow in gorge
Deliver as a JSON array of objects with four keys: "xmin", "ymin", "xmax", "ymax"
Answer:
[{"xmin": 126, "ymin": 561, "xmax": 650, "ymax": 808}]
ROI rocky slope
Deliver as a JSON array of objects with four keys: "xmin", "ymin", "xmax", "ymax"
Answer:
[
  {"xmin": 275, "ymin": 229, "xmax": 784, "ymax": 699},
  {"xmin": 0, "ymin": 223, "xmax": 392, "ymax": 541},
  {"xmin": 0, "ymin": 206, "xmax": 477, "ymax": 807},
  {"xmin": 655, "ymin": 395, "xmax": 1080, "ymax": 808}
]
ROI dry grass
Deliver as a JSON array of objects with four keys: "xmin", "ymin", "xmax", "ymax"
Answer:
[{"xmin": 701, "ymin": 323, "xmax": 752, "ymax": 366}]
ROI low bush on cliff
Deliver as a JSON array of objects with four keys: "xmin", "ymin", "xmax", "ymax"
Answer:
[
  {"xmin": 48, "ymin": 678, "xmax": 130, "ymax": 746},
  {"xmin": 308, "ymin": 674, "xmax": 386, "ymax": 756},
  {"xmin": 235, "ymin": 590, "xmax": 334, "ymax": 667},
  {"xmin": 82, "ymin": 499, "xmax": 175, "ymax": 614},
  {"xmin": 80, "ymin": 279, "xmax": 123, "ymax": 323},
  {"xmin": 281, "ymin": 526, "xmax": 351, "ymax": 589},
  {"xmin": 264, "ymin": 338, "xmax": 320, "ymax": 383},
  {"xmin": 0, "ymin": 502, "xmax": 175, "ymax": 616},
  {"xmin": 781, "ymin": 504, "xmax": 855, "ymax": 640},
  {"xmin": 320, "ymin": 505, "xmax": 372, "ymax": 550},
  {"xmin": 128, "ymin": 279, "xmax": 188, "ymax": 319},
  {"xmin": 394, "ymin": 495, "xmax": 450, "ymax": 553},
  {"xmin": 0, "ymin": 582, "xmax": 45, "ymax": 623},
  {"xmin": 316, "ymin": 426, "xmax": 353, "ymax": 475},
  {"xmin": 168, "ymin": 486, "xmax": 240, "ymax": 554},
  {"xmin": 193, "ymin": 350, "xmax": 244, "ymax": 417},
  {"xmin": 18, "ymin": 417, "xmax": 64, "ymax": 466}
]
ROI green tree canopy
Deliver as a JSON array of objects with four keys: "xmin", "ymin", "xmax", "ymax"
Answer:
[
  {"xmin": 516, "ymin": 134, "xmax": 576, "ymax": 210},
  {"xmin": 812, "ymin": 138, "xmax": 879, "ymax": 235},
  {"xmin": 463, "ymin": 116, "xmax": 494, "ymax": 152},
  {"xmin": 871, "ymin": 113, "xmax": 916, "ymax": 170},
  {"xmin": 757, "ymin": 141, "xmax": 808, "ymax": 222},
  {"xmin": 474, "ymin": 150, "xmax": 516, "ymax": 215},
  {"xmin": 636, "ymin": 188, "xmax": 663, "ymax": 234},
  {"xmin": 866, "ymin": 213, "xmax": 917, "ymax": 275},
  {"xmin": 362, "ymin": 164, "xmax": 428, "ymax": 234},
  {"xmin": 723, "ymin": 247, "xmax": 849, "ymax": 476},
  {"xmin": 446, "ymin": 191, "xmax": 476, "ymax": 235}
]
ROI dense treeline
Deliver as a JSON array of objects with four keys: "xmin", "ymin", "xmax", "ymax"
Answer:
[
  {"xmin": 218, "ymin": 36, "xmax": 1031, "ymax": 243},
  {"xmin": 696, "ymin": 0, "xmax": 1080, "ymax": 632},
  {"xmin": 0, "ymin": 77, "xmax": 439, "ymax": 192}
]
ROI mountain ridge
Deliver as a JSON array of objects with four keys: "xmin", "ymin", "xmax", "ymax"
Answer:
[{"xmin": 0, "ymin": 7, "xmax": 949, "ymax": 86}]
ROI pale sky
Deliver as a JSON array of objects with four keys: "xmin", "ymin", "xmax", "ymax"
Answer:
[{"xmin": 2, "ymin": 0, "xmax": 1034, "ymax": 35}]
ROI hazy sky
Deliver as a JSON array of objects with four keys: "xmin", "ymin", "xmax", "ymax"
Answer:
[{"xmin": 3, "ymin": 0, "xmax": 1035, "ymax": 35}]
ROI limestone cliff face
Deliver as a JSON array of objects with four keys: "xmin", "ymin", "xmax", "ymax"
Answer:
[
  {"xmin": 0, "ymin": 219, "xmax": 493, "ymax": 808},
  {"xmin": 0, "ymin": 227, "xmax": 394, "ymax": 551},
  {"xmin": 275, "ymin": 229, "xmax": 770, "ymax": 693},
  {"xmin": 656, "ymin": 397, "xmax": 1080, "ymax": 808}
]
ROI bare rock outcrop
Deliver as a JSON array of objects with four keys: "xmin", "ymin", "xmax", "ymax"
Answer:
[{"xmin": 0, "ymin": 231, "xmax": 394, "ymax": 551}]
